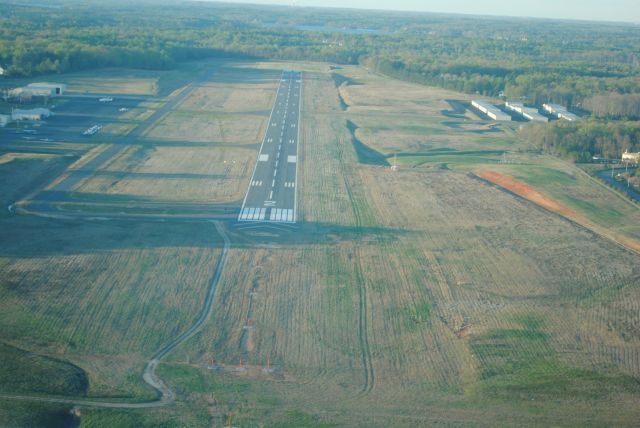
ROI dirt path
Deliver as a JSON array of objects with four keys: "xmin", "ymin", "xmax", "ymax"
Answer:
[{"xmin": 0, "ymin": 220, "xmax": 230, "ymax": 409}]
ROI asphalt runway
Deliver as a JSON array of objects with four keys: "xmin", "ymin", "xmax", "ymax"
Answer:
[{"xmin": 239, "ymin": 70, "xmax": 302, "ymax": 223}]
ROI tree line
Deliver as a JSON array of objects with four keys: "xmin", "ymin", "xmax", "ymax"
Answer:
[
  {"xmin": 1, "ymin": 0, "xmax": 639, "ymax": 122},
  {"xmin": 520, "ymin": 120, "xmax": 640, "ymax": 162}
]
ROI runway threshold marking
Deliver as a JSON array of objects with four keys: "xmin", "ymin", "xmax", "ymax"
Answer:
[{"xmin": 238, "ymin": 70, "xmax": 302, "ymax": 224}]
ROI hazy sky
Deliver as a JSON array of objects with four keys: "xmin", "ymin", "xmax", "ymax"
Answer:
[{"xmin": 209, "ymin": 0, "xmax": 640, "ymax": 23}]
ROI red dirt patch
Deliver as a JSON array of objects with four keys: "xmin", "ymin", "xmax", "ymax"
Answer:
[
  {"xmin": 479, "ymin": 170, "xmax": 578, "ymax": 219},
  {"xmin": 478, "ymin": 170, "xmax": 640, "ymax": 254}
]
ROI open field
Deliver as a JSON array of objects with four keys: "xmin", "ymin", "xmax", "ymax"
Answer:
[
  {"xmin": 145, "ymin": 111, "xmax": 266, "ymax": 144},
  {"xmin": 6, "ymin": 61, "xmax": 281, "ymax": 211},
  {"xmin": 161, "ymin": 62, "xmax": 640, "ymax": 426},
  {"xmin": 0, "ymin": 215, "xmax": 223, "ymax": 395},
  {"xmin": 1, "ymin": 59, "xmax": 640, "ymax": 427},
  {"xmin": 72, "ymin": 145, "xmax": 257, "ymax": 203},
  {"xmin": 180, "ymin": 83, "xmax": 275, "ymax": 113},
  {"xmin": 479, "ymin": 160, "xmax": 640, "ymax": 245},
  {"xmin": 69, "ymin": 63, "xmax": 277, "ymax": 205}
]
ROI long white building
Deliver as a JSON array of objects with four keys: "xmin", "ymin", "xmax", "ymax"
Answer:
[
  {"xmin": 9, "ymin": 82, "xmax": 66, "ymax": 98},
  {"xmin": 471, "ymin": 100, "xmax": 512, "ymax": 121},
  {"xmin": 0, "ymin": 114, "xmax": 10, "ymax": 127},
  {"xmin": 622, "ymin": 151, "xmax": 640, "ymax": 164},
  {"xmin": 11, "ymin": 108, "xmax": 52, "ymax": 121},
  {"xmin": 505, "ymin": 101, "xmax": 548, "ymax": 122},
  {"xmin": 543, "ymin": 103, "xmax": 579, "ymax": 122}
]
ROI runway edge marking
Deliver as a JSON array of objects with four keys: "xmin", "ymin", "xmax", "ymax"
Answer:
[
  {"xmin": 293, "ymin": 71, "xmax": 302, "ymax": 223},
  {"xmin": 238, "ymin": 71, "xmax": 285, "ymax": 221}
]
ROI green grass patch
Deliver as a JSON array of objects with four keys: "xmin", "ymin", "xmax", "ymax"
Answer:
[
  {"xmin": 397, "ymin": 155, "xmax": 501, "ymax": 167},
  {"xmin": 276, "ymin": 410, "xmax": 337, "ymax": 428},
  {"xmin": 575, "ymin": 282, "xmax": 629, "ymax": 307},
  {"xmin": 384, "ymin": 301, "xmax": 431, "ymax": 333},
  {"xmin": 346, "ymin": 120, "xmax": 389, "ymax": 166},
  {"xmin": 157, "ymin": 363, "xmax": 251, "ymax": 398},
  {"xmin": 511, "ymin": 314, "xmax": 546, "ymax": 330},
  {"xmin": 471, "ymin": 324, "xmax": 640, "ymax": 401},
  {"xmin": 0, "ymin": 400, "xmax": 77, "ymax": 428},
  {"xmin": 366, "ymin": 124, "xmax": 447, "ymax": 135},
  {"xmin": 510, "ymin": 165, "xmax": 577, "ymax": 187},
  {"xmin": 79, "ymin": 409, "xmax": 147, "ymax": 428},
  {"xmin": 0, "ymin": 342, "xmax": 88, "ymax": 396},
  {"xmin": 156, "ymin": 363, "xmax": 210, "ymax": 394},
  {"xmin": 562, "ymin": 194, "xmax": 624, "ymax": 223}
]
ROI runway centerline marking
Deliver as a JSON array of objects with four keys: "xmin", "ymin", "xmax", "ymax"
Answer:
[{"xmin": 238, "ymin": 70, "xmax": 302, "ymax": 224}]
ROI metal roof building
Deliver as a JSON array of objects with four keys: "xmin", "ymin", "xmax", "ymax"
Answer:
[
  {"xmin": 471, "ymin": 100, "xmax": 512, "ymax": 121},
  {"xmin": 543, "ymin": 103, "xmax": 579, "ymax": 121},
  {"xmin": 12, "ymin": 108, "xmax": 52, "ymax": 121},
  {"xmin": 505, "ymin": 102, "xmax": 548, "ymax": 122},
  {"xmin": 8, "ymin": 82, "xmax": 66, "ymax": 98},
  {"xmin": 26, "ymin": 82, "xmax": 66, "ymax": 95}
]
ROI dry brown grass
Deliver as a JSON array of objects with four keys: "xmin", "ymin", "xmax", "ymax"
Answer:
[
  {"xmin": 351, "ymin": 115, "xmax": 515, "ymax": 154},
  {"xmin": 341, "ymin": 78, "xmax": 472, "ymax": 116},
  {"xmin": 75, "ymin": 145, "xmax": 255, "ymax": 202},
  {"xmin": 144, "ymin": 111, "xmax": 266, "ymax": 144},
  {"xmin": 0, "ymin": 153, "xmax": 56, "ymax": 165},
  {"xmin": 4, "ymin": 60, "xmax": 640, "ymax": 427},
  {"xmin": 179, "ymin": 84, "xmax": 275, "ymax": 113},
  {"xmin": 160, "ymin": 62, "xmax": 640, "ymax": 426},
  {"xmin": 253, "ymin": 61, "xmax": 332, "ymax": 74},
  {"xmin": 64, "ymin": 76, "xmax": 158, "ymax": 95}
]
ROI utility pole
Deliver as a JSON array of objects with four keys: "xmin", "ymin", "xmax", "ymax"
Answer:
[{"xmin": 625, "ymin": 161, "xmax": 630, "ymax": 187}]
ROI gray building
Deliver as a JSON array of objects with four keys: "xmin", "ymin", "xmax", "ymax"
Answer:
[
  {"xmin": 471, "ymin": 100, "xmax": 512, "ymax": 121},
  {"xmin": 543, "ymin": 103, "xmax": 579, "ymax": 121},
  {"xmin": 9, "ymin": 82, "xmax": 66, "ymax": 98},
  {"xmin": 505, "ymin": 101, "xmax": 548, "ymax": 122}
]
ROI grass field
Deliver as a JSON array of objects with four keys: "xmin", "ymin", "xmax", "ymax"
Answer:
[
  {"xmin": 1, "ymin": 59, "xmax": 640, "ymax": 427},
  {"xmin": 158, "ymin": 63, "xmax": 640, "ymax": 426},
  {"xmin": 487, "ymin": 159, "xmax": 640, "ymax": 244},
  {"xmin": 74, "ymin": 144, "xmax": 256, "ymax": 203},
  {"xmin": 23, "ymin": 61, "xmax": 280, "ymax": 208},
  {"xmin": 180, "ymin": 83, "xmax": 275, "ymax": 113}
]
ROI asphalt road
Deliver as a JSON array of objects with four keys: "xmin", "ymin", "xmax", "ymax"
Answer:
[{"xmin": 239, "ymin": 70, "xmax": 302, "ymax": 223}]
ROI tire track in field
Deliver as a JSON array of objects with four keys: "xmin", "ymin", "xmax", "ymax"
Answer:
[
  {"xmin": 337, "ymin": 134, "xmax": 375, "ymax": 395},
  {"xmin": 353, "ymin": 248, "xmax": 375, "ymax": 395},
  {"xmin": 0, "ymin": 220, "xmax": 230, "ymax": 409}
]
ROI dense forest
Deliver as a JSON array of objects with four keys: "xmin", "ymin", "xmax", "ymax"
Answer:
[
  {"xmin": 1, "ymin": 0, "xmax": 639, "ymax": 160},
  {"xmin": 2, "ymin": 1, "xmax": 638, "ymax": 103},
  {"xmin": 521, "ymin": 120, "xmax": 640, "ymax": 162}
]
